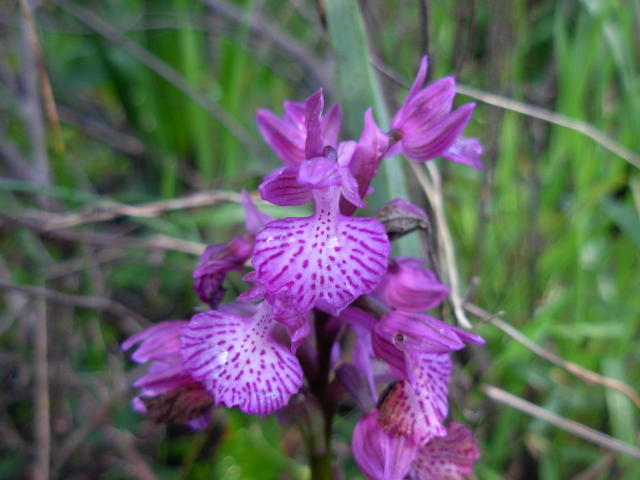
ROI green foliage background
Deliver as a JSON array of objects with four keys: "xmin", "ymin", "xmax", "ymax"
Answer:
[{"xmin": 1, "ymin": 0, "xmax": 639, "ymax": 478}]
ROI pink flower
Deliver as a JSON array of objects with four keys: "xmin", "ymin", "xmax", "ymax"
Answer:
[{"xmin": 388, "ymin": 57, "xmax": 483, "ymax": 169}]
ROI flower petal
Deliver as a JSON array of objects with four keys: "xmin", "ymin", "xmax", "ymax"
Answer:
[
  {"xmin": 180, "ymin": 303, "xmax": 303, "ymax": 416},
  {"xmin": 259, "ymin": 166, "xmax": 313, "ymax": 206},
  {"xmin": 378, "ymin": 353, "xmax": 452, "ymax": 445},
  {"xmin": 256, "ymin": 109, "xmax": 305, "ymax": 166},
  {"xmin": 442, "ymin": 136, "xmax": 484, "ymax": 169},
  {"xmin": 122, "ymin": 320, "xmax": 186, "ymax": 362},
  {"xmin": 409, "ymin": 422, "xmax": 480, "ymax": 480},
  {"xmin": 252, "ymin": 189, "xmax": 390, "ymax": 313},
  {"xmin": 374, "ymin": 257, "xmax": 449, "ymax": 312},
  {"xmin": 297, "ymin": 156, "xmax": 343, "ymax": 189},
  {"xmin": 340, "ymin": 109, "xmax": 389, "ymax": 216},
  {"xmin": 352, "ymin": 411, "xmax": 418, "ymax": 480},
  {"xmin": 192, "ymin": 237, "xmax": 253, "ymax": 309},
  {"xmin": 241, "ymin": 189, "xmax": 273, "ymax": 236},
  {"xmin": 305, "ymin": 89, "xmax": 325, "ymax": 160},
  {"xmin": 321, "ymin": 103, "xmax": 341, "ymax": 149},
  {"xmin": 401, "ymin": 103, "xmax": 475, "ymax": 162}
]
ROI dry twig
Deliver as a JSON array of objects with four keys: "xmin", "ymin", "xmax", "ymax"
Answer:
[
  {"xmin": 23, "ymin": 189, "xmax": 246, "ymax": 231},
  {"xmin": 409, "ymin": 161, "xmax": 472, "ymax": 328},
  {"xmin": 455, "ymin": 83, "xmax": 640, "ymax": 169},
  {"xmin": 466, "ymin": 303, "xmax": 640, "ymax": 409},
  {"xmin": 0, "ymin": 280, "xmax": 150, "ymax": 334},
  {"xmin": 482, "ymin": 385, "xmax": 640, "ymax": 460}
]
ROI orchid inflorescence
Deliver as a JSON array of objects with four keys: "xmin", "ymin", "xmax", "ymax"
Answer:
[{"xmin": 123, "ymin": 57, "xmax": 485, "ymax": 480}]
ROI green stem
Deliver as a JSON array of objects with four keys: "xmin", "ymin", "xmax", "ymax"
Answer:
[{"xmin": 307, "ymin": 310, "xmax": 339, "ymax": 480}]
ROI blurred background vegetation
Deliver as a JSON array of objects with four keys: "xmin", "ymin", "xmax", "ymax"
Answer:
[{"xmin": 1, "ymin": 0, "xmax": 639, "ymax": 478}]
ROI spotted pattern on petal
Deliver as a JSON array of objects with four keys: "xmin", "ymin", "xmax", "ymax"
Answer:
[
  {"xmin": 378, "ymin": 353, "xmax": 452, "ymax": 446},
  {"xmin": 180, "ymin": 305, "xmax": 303, "ymax": 417},
  {"xmin": 252, "ymin": 191, "xmax": 390, "ymax": 313},
  {"xmin": 409, "ymin": 422, "xmax": 480, "ymax": 480}
]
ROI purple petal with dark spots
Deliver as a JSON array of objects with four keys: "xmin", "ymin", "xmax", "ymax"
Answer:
[{"xmin": 180, "ymin": 302, "xmax": 303, "ymax": 417}]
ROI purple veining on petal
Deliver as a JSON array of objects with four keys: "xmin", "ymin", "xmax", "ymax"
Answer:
[
  {"xmin": 122, "ymin": 320, "xmax": 186, "ymax": 362},
  {"xmin": 374, "ymin": 257, "xmax": 449, "ymax": 312},
  {"xmin": 180, "ymin": 302, "xmax": 303, "ymax": 417},
  {"xmin": 409, "ymin": 422, "xmax": 480, "ymax": 480},
  {"xmin": 259, "ymin": 165, "xmax": 313, "ymax": 206},
  {"xmin": 252, "ymin": 187, "xmax": 390, "ymax": 313},
  {"xmin": 378, "ymin": 353, "xmax": 452, "ymax": 445},
  {"xmin": 352, "ymin": 411, "xmax": 418, "ymax": 480},
  {"xmin": 321, "ymin": 103, "xmax": 341, "ymax": 149},
  {"xmin": 122, "ymin": 321, "xmax": 213, "ymax": 429},
  {"xmin": 400, "ymin": 103, "xmax": 475, "ymax": 162}
]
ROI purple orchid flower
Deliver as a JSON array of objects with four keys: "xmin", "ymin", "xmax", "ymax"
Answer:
[
  {"xmin": 121, "ymin": 321, "xmax": 213, "ymax": 430},
  {"xmin": 252, "ymin": 91, "xmax": 390, "ymax": 314},
  {"xmin": 387, "ymin": 56, "xmax": 483, "ymax": 169},
  {"xmin": 123, "ymin": 57, "xmax": 485, "ymax": 479}
]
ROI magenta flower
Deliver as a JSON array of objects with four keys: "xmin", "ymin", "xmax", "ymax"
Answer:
[
  {"xmin": 180, "ymin": 301, "xmax": 303, "ymax": 417},
  {"xmin": 374, "ymin": 256, "xmax": 449, "ymax": 312},
  {"xmin": 388, "ymin": 56, "xmax": 483, "ymax": 169},
  {"xmin": 121, "ymin": 321, "xmax": 213, "ymax": 430},
  {"xmin": 123, "ymin": 62, "xmax": 485, "ymax": 479}
]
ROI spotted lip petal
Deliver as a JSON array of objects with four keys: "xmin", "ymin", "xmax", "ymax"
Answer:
[
  {"xmin": 409, "ymin": 422, "xmax": 480, "ymax": 480},
  {"xmin": 252, "ymin": 188, "xmax": 390, "ymax": 314},
  {"xmin": 180, "ymin": 302, "xmax": 303, "ymax": 417},
  {"xmin": 378, "ymin": 353, "xmax": 452, "ymax": 446},
  {"xmin": 352, "ymin": 411, "xmax": 418, "ymax": 480}
]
